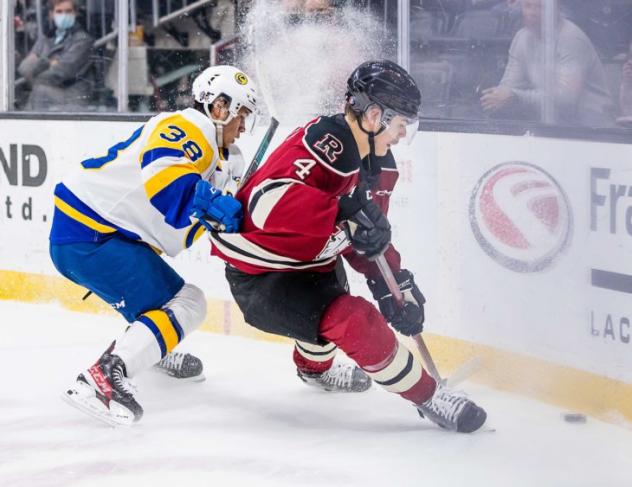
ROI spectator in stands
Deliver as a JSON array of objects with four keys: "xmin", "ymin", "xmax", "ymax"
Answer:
[
  {"xmin": 619, "ymin": 41, "xmax": 632, "ymax": 119},
  {"xmin": 18, "ymin": 0, "xmax": 93, "ymax": 111},
  {"xmin": 470, "ymin": 0, "xmax": 522, "ymax": 37},
  {"xmin": 282, "ymin": 0, "xmax": 334, "ymax": 19},
  {"xmin": 423, "ymin": 0, "xmax": 469, "ymax": 14},
  {"xmin": 14, "ymin": 15, "xmax": 26, "ymax": 67},
  {"xmin": 480, "ymin": 0, "xmax": 614, "ymax": 126},
  {"xmin": 471, "ymin": 0, "xmax": 520, "ymax": 12},
  {"xmin": 491, "ymin": 0, "xmax": 522, "ymax": 35}
]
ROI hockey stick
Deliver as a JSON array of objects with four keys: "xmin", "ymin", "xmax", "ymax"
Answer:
[
  {"xmin": 374, "ymin": 254, "xmax": 443, "ymax": 382},
  {"xmin": 444, "ymin": 356, "xmax": 482, "ymax": 388},
  {"xmin": 239, "ymin": 116, "xmax": 279, "ymax": 188},
  {"xmin": 375, "ymin": 254, "xmax": 483, "ymax": 386},
  {"xmin": 196, "ymin": 116, "xmax": 280, "ymax": 232}
]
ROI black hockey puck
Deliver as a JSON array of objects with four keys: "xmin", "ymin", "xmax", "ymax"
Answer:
[{"xmin": 563, "ymin": 413, "xmax": 587, "ymax": 423}]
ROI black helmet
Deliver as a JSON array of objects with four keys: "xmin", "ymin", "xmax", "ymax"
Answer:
[{"xmin": 346, "ymin": 60, "xmax": 421, "ymax": 121}]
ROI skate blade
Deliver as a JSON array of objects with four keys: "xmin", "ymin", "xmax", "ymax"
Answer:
[
  {"xmin": 152, "ymin": 368, "xmax": 206, "ymax": 383},
  {"xmin": 177, "ymin": 373, "xmax": 206, "ymax": 383},
  {"xmin": 61, "ymin": 380, "xmax": 136, "ymax": 427}
]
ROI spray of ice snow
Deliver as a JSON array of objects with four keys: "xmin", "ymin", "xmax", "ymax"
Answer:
[{"xmin": 241, "ymin": 1, "xmax": 390, "ymax": 125}]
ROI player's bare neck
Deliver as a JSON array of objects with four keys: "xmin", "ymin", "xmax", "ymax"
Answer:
[{"xmin": 344, "ymin": 113, "xmax": 370, "ymax": 159}]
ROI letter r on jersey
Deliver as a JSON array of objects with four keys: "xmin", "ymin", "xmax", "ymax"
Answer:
[{"xmin": 314, "ymin": 134, "xmax": 344, "ymax": 163}]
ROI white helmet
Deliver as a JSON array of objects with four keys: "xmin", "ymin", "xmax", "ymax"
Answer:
[{"xmin": 192, "ymin": 65, "xmax": 258, "ymax": 137}]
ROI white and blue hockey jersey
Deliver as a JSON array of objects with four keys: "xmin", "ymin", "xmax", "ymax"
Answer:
[{"xmin": 50, "ymin": 108, "xmax": 244, "ymax": 257}]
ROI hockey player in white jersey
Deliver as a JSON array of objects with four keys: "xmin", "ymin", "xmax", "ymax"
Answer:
[{"xmin": 50, "ymin": 65, "xmax": 258, "ymax": 426}]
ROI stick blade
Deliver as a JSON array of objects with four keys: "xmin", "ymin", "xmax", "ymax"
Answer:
[{"xmin": 445, "ymin": 357, "xmax": 483, "ymax": 388}]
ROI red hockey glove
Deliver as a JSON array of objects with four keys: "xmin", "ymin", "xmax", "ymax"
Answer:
[
  {"xmin": 337, "ymin": 183, "xmax": 391, "ymax": 259},
  {"xmin": 367, "ymin": 269, "xmax": 425, "ymax": 336}
]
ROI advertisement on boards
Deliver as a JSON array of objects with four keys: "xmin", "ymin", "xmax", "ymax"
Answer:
[
  {"xmin": 440, "ymin": 132, "xmax": 632, "ymax": 382},
  {"xmin": 2, "ymin": 118, "xmax": 632, "ymax": 382},
  {"xmin": 0, "ymin": 120, "xmax": 137, "ymax": 276}
]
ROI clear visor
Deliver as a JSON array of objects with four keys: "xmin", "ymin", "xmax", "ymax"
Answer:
[
  {"xmin": 381, "ymin": 109, "xmax": 420, "ymax": 145},
  {"xmin": 214, "ymin": 109, "xmax": 258, "ymax": 135},
  {"xmin": 401, "ymin": 117, "xmax": 420, "ymax": 145},
  {"xmin": 239, "ymin": 110, "xmax": 257, "ymax": 134}
]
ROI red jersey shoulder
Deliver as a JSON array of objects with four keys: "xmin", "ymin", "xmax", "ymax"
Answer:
[
  {"xmin": 302, "ymin": 115, "xmax": 362, "ymax": 176},
  {"xmin": 375, "ymin": 151, "xmax": 397, "ymax": 171}
]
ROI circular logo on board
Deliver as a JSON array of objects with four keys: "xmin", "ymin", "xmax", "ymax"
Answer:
[
  {"xmin": 235, "ymin": 72, "xmax": 248, "ymax": 85},
  {"xmin": 469, "ymin": 162, "xmax": 573, "ymax": 273}
]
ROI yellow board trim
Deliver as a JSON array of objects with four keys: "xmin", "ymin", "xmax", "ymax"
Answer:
[
  {"xmin": 141, "ymin": 114, "xmax": 215, "ymax": 173},
  {"xmin": 144, "ymin": 163, "xmax": 198, "ymax": 199},
  {"xmin": 54, "ymin": 196, "xmax": 117, "ymax": 234},
  {"xmin": 2, "ymin": 269, "xmax": 632, "ymax": 426},
  {"xmin": 143, "ymin": 309, "xmax": 180, "ymax": 353}
]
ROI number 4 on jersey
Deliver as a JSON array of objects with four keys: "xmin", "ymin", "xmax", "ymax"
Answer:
[{"xmin": 293, "ymin": 159, "xmax": 316, "ymax": 180}]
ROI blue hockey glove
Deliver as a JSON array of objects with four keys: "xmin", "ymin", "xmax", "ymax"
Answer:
[
  {"xmin": 191, "ymin": 180, "xmax": 243, "ymax": 233},
  {"xmin": 367, "ymin": 269, "xmax": 425, "ymax": 336}
]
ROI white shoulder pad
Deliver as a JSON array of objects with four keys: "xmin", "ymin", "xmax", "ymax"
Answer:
[
  {"xmin": 227, "ymin": 144, "xmax": 245, "ymax": 177},
  {"xmin": 210, "ymin": 144, "xmax": 246, "ymax": 195}
]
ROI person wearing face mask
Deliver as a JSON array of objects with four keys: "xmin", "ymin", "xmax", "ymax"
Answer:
[{"xmin": 18, "ymin": 0, "xmax": 93, "ymax": 111}]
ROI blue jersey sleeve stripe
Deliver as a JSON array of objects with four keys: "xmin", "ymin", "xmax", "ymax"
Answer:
[
  {"xmin": 149, "ymin": 172, "xmax": 200, "ymax": 229},
  {"xmin": 81, "ymin": 126, "xmax": 143, "ymax": 170},
  {"xmin": 185, "ymin": 221, "xmax": 205, "ymax": 248},
  {"xmin": 53, "ymin": 183, "xmax": 143, "ymax": 241},
  {"xmin": 141, "ymin": 147, "xmax": 186, "ymax": 169},
  {"xmin": 55, "ymin": 183, "xmax": 112, "ymax": 225},
  {"xmin": 138, "ymin": 315, "xmax": 168, "ymax": 357}
]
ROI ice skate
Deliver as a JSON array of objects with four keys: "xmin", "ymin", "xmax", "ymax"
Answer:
[
  {"xmin": 62, "ymin": 352, "xmax": 143, "ymax": 427},
  {"xmin": 154, "ymin": 351, "xmax": 205, "ymax": 382},
  {"xmin": 297, "ymin": 362, "xmax": 372, "ymax": 392},
  {"xmin": 416, "ymin": 383, "xmax": 486, "ymax": 433}
]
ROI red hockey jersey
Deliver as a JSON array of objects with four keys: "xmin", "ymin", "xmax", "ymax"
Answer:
[{"xmin": 210, "ymin": 115, "xmax": 401, "ymax": 278}]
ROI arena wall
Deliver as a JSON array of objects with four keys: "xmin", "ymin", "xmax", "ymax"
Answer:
[{"xmin": 1, "ymin": 118, "xmax": 631, "ymax": 424}]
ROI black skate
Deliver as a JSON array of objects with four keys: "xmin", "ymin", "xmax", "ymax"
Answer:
[
  {"xmin": 297, "ymin": 362, "xmax": 372, "ymax": 392},
  {"xmin": 154, "ymin": 352, "xmax": 205, "ymax": 382},
  {"xmin": 62, "ymin": 352, "xmax": 143, "ymax": 427},
  {"xmin": 416, "ymin": 383, "xmax": 486, "ymax": 433}
]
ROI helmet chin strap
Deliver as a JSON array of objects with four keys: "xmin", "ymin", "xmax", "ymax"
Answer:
[
  {"xmin": 203, "ymin": 103, "xmax": 213, "ymax": 120},
  {"xmin": 356, "ymin": 114, "xmax": 385, "ymax": 178},
  {"xmin": 215, "ymin": 124, "xmax": 224, "ymax": 149},
  {"xmin": 203, "ymin": 102, "xmax": 230, "ymax": 149}
]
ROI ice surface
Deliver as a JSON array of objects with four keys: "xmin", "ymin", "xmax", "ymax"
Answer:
[{"xmin": 1, "ymin": 300, "xmax": 631, "ymax": 487}]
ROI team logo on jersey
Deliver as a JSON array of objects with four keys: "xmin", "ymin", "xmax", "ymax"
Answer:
[
  {"xmin": 235, "ymin": 72, "xmax": 249, "ymax": 85},
  {"xmin": 469, "ymin": 162, "xmax": 573, "ymax": 273},
  {"xmin": 314, "ymin": 134, "xmax": 344, "ymax": 163},
  {"xmin": 110, "ymin": 298, "xmax": 126, "ymax": 310},
  {"xmin": 316, "ymin": 227, "xmax": 350, "ymax": 260}
]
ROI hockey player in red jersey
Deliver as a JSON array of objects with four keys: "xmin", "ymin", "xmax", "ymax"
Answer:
[{"xmin": 211, "ymin": 60, "xmax": 487, "ymax": 433}]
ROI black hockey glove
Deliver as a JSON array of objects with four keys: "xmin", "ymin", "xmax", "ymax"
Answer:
[
  {"xmin": 337, "ymin": 183, "xmax": 391, "ymax": 259},
  {"xmin": 367, "ymin": 269, "xmax": 425, "ymax": 336}
]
